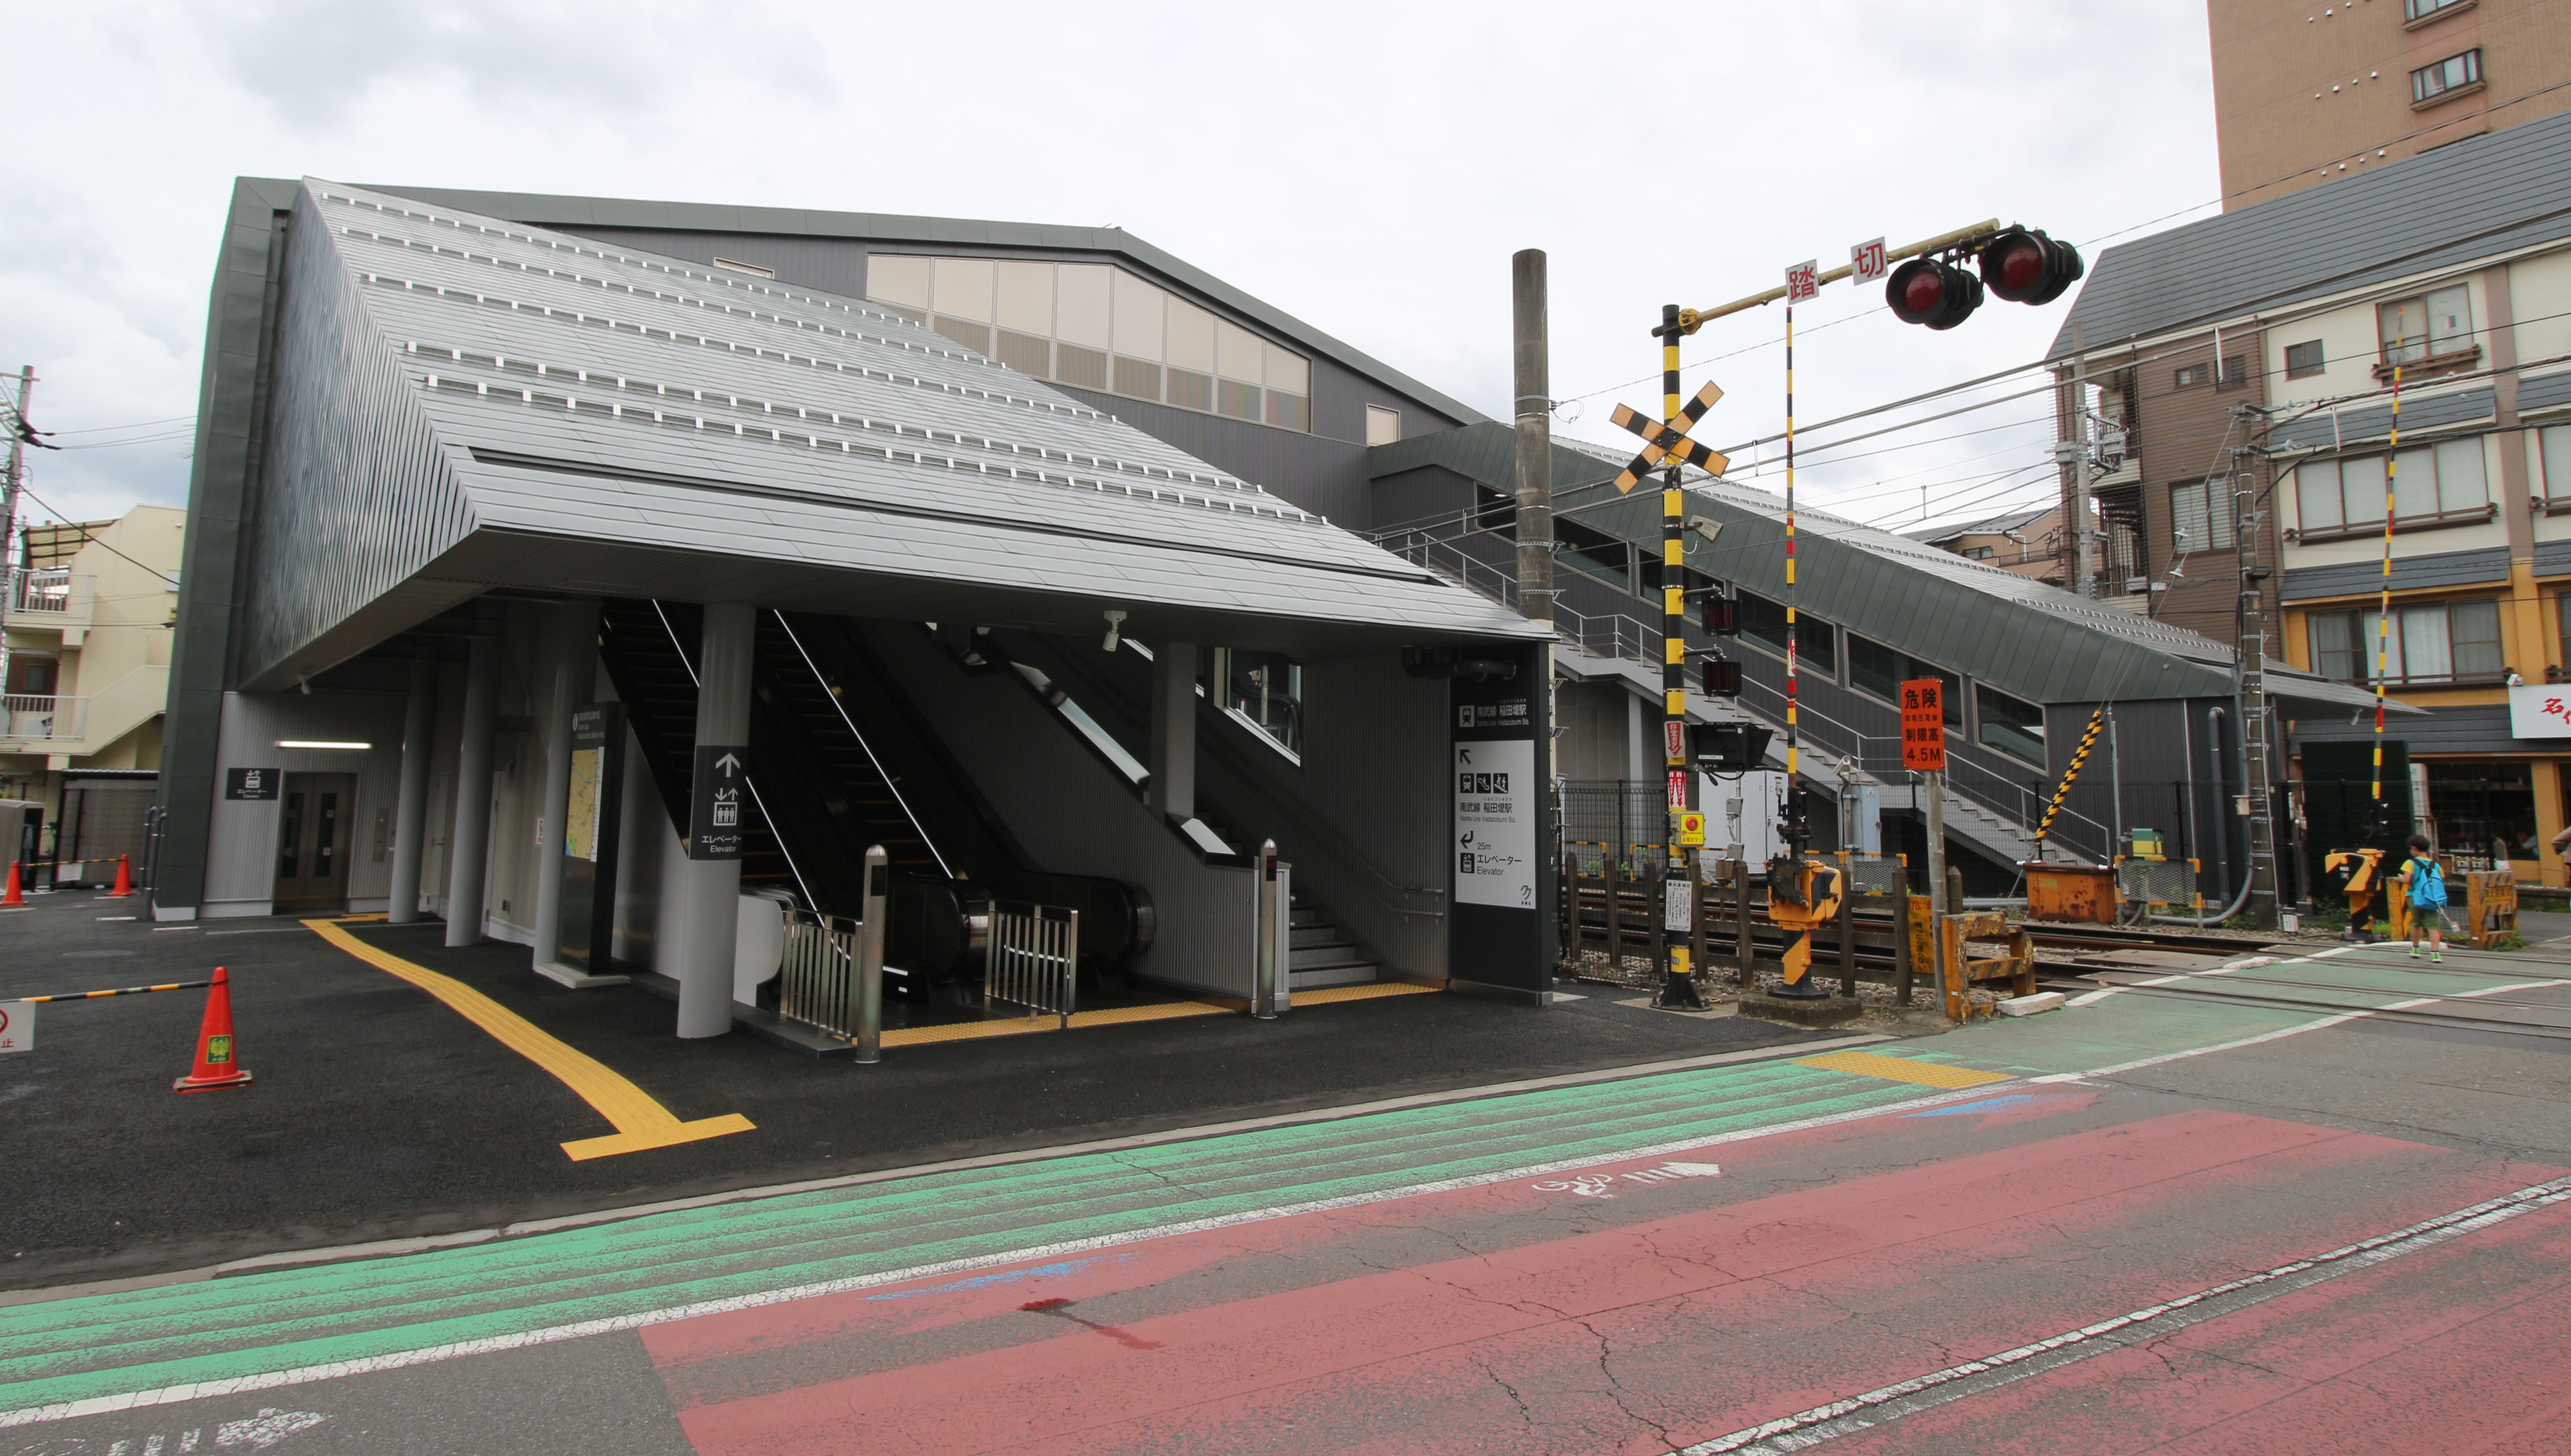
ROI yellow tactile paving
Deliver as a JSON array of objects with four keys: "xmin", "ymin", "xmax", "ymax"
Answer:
[
  {"xmin": 879, "ymin": 1016, "xmax": 1062, "ymax": 1047},
  {"xmin": 1795, "ymin": 1049, "xmax": 2013, "ymax": 1089},
  {"xmin": 1294, "ymin": 980, "xmax": 1443, "ymax": 1005},
  {"xmin": 301, "ymin": 918, "xmax": 754, "ymax": 1160},
  {"xmin": 1068, "ymin": 1001, "xmax": 1231, "ymax": 1027}
]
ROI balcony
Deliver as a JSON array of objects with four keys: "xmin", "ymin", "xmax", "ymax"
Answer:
[
  {"xmin": 1, "ymin": 694, "xmax": 88, "ymax": 747},
  {"xmin": 6, "ymin": 569, "xmax": 95, "ymax": 631}
]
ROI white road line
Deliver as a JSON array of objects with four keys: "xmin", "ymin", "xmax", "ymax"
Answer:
[
  {"xmin": 0, "ymin": 1080, "xmax": 2010, "ymax": 1430},
  {"xmin": 1675, "ymin": 1172, "xmax": 2571, "ymax": 1454}
]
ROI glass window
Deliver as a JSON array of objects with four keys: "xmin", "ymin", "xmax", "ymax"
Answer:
[
  {"xmin": 1976, "ymin": 685, "xmax": 2045, "ymax": 765},
  {"xmin": 1164, "ymin": 298, "xmax": 1216, "ymax": 374},
  {"xmin": 1850, "ymin": 635, "xmax": 1901, "ymax": 702},
  {"xmin": 994, "ymin": 260, "xmax": 1053, "ymax": 335},
  {"xmin": 931, "ymin": 258, "xmax": 993, "ymax": 323},
  {"xmin": 1215, "ymin": 320, "xmax": 1263, "ymax": 383},
  {"xmin": 866, "ymin": 254, "xmax": 930, "ymax": 311},
  {"xmin": 1366, "ymin": 405, "xmax": 1401, "ymax": 446},
  {"xmin": 2297, "ymin": 460, "xmax": 2343, "ymax": 533},
  {"xmin": 2411, "ymin": 48, "xmax": 2481, "ymax": 104},
  {"xmin": 1210, "ymin": 647, "xmax": 1301, "ymax": 756},
  {"xmin": 1112, "ymin": 356, "xmax": 1161, "ymax": 402},
  {"xmin": 2545, "ymin": 426, "xmax": 2571, "ymax": 502},
  {"xmin": 2382, "ymin": 282, "xmax": 2473, "ymax": 363},
  {"xmin": 2452, "ymin": 599, "xmax": 2505, "ymax": 677},
  {"xmin": 1265, "ymin": 343, "xmax": 1310, "ymax": 431},
  {"xmin": 2427, "ymin": 284, "xmax": 2473, "ymax": 354},
  {"xmin": 2285, "ymin": 340, "xmax": 2326, "ymax": 379},
  {"xmin": 2392, "ymin": 446, "xmax": 2438, "ymax": 520},
  {"xmin": 1053, "ymin": 265, "xmax": 1111, "ymax": 349},
  {"xmin": 1737, "ymin": 592, "xmax": 1788, "ymax": 656},
  {"xmin": 2171, "ymin": 481, "xmax": 2234, "ymax": 551},
  {"xmin": 2401, "ymin": 604, "xmax": 2452, "ymax": 680},
  {"xmin": 2343, "ymin": 453, "xmax": 2388, "ymax": 524},
  {"xmin": 1110, "ymin": 271, "xmax": 1163, "ymax": 361},
  {"xmin": 2433, "ymin": 438, "xmax": 2487, "ymax": 513},
  {"xmin": 2175, "ymin": 363, "xmax": 2210, "ymax": 389},
  {"xmin": 1799, "ymin": 617, "xmax": 1838, "ymax": 679},
  {"xmin": 1217, "ymin": 379, "xmax": 1260, "ymax": 421},
  {"xmin": 2334, "ymin": 599, "xmax": 2510, "ymax": 683},
  {"xmin": 2407, "ymin": 0, "xmax": 2467, "ymax": 17},
  {"xmin": 2380, "ymin": 297, "xmax": 2428, "ymax": 364},
  {"xmin": 2311, "ymin": 609, "xmax": 2361, "ymax": 683},
  {"xmin": 1909, "ymin": 660, "xmax": 1963, "ymax": 729}
]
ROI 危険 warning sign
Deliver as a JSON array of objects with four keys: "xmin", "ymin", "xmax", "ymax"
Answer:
[{"xmin": 1901, "ymin": 679, "xmax": 1946, "ymax": 772}]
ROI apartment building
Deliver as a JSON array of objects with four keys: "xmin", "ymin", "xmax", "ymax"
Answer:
[
  {"xmin": 2053, "ymin": 109, "xmax": 2571, "ymax": 885},
  {"xmin": 0, "ymin": 505, "xmax": 183, "ymax": 882},
  {"xmin": 1901, "ymin": 505, "xmax": 2073, "ymax": 585},
  {"xmin": 2210, "ymin": 0, "xmax": 2571, "ymax": 210}
]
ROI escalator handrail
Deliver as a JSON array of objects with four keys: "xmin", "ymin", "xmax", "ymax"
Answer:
[{"xmin": 771, "ymin": 610, "xmax": 956, "ymax": 880}]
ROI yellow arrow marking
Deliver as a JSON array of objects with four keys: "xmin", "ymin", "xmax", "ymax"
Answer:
[{"xmin": 302, "ymin": 918, "xmax": 755, "ymax": 1161}]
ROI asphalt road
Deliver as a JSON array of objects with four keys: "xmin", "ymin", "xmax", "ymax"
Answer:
[
  {"xmin": 9, "ymin": 901, "xmax": 2568, "ymax": 1453},
  {"xmin": 0, "ymin": 890, "xmax": 1822, "ymax": 1288}
]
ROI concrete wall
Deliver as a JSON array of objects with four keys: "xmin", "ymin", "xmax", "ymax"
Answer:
[{"xmin": 200, "ymin": 690, "xmax": 407, "ymax": 918}]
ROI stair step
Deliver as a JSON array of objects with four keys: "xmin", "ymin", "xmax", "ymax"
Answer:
[
  {"xmin": 1289, "ymin": 963, "xmax": 1379, "ymax": 990},
  {"xmin": 1289, "ymin": 925, "xmax": 1343, "ymax": 948},
  {"xmin": 1290, "ymin": 945, "xmax": 1375, "ymax": 971}
]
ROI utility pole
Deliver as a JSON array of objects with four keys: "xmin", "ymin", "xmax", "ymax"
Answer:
[
  {"xmin": 1652, "ymin": 304, "xmax": 1704, "ymax": 1010},
  {"xmin": 2061, "ymin": 322, "xmax": 2094, "ymax": 597},
  {"xmin": 1511, "ymin": 250, "xmax": 1554, "ymax": 626},
  {"xmin": 2233, "ymin": 422, "xmax": 2280, "ymax": 930},
  {"xmin": 0, "ymin": 366, "xmax": 35, "ymax": 703}
]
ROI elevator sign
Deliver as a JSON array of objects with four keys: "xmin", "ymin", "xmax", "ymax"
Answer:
[
  {"xmin": 688, "ymin": 744, "xmax": 749, "ymax": 861},
  {"xmin": 1455, "ymin": 740, "xmax": 1536, "ymax": 909}
]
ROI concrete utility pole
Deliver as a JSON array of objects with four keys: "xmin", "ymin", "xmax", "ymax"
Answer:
[
  {"xmin": 2233, "ymin": 425, "xmax": 2280, "ymax": 930},
  {"xmin": 1, "ymin": 367, "xmax": 35, "ymax": 697},
  {"xmin": 2061, "ymin": 324, "xmax": 2094, "ymax": 598},
  {"xmin": 1511, "ymin": 250, "xmax": 1554, "ymax": 625}
]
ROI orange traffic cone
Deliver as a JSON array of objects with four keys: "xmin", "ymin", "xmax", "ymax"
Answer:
[
  {"xmin": 105, "ymin": 854, "xmax": 134, "ymax": 898},
  {"xmin": 2, "ymin": 861, "xmax": 22, "ymax": 908},
  {"xmin": 173, "ymin": 966, "xmax": 253, "ymax": 1094}
]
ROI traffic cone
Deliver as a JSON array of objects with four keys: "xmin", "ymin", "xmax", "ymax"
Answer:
[
  {"xmin": 173, "ymin": 966, "xmax": 253, "ymax": 1094},
  {"xmin": 105, "ymin": 854, "xmax": 134, "ymax": 898},
  {"xmin": 2, "ymin": 861, "xmax": 22, "ymax": 908}
]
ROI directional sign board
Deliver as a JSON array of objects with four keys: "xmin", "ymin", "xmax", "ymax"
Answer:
[
  {"xmin": 1900, "ymin": 679, "xmax": 1947, "ymax": 772},
  {"xmin": 1851, "ymin": 237, "xmax": 1889, "ymax": 285},
  {"xmin": 1785, "ymin": 259, "xmax": 1820, "ymax": 305},
  {"xmin": 688, "ymin": 744, "xmax": 750, "ymax": 861},
  {"xmin": 1454, "ymin": 741, "xmax": 1535, "ymax": 909}
]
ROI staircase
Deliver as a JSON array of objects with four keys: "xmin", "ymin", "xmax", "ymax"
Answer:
[{"xmin": 1288, "ymin": 894, "xmax": 1381, "ymax": 989}]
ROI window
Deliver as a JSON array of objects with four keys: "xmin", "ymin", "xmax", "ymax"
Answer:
[
  {"xmin": 1976, "ymin": 685, "xmax": 2046, "ymax": 765},
  {"xmin": 2218, "ymin": 354, "xmax": 2249, "ymax": 389},
  {"xmin": 2406, "ymin": 0, "xmax": 2469, "ymax": 19},
  {"xmin": 1365, "ymin": 405, "xmax": 1401, "ymax": 446},
  {"xmin": 2174, "ymin": 363, "xmax": 2210, "ymax": 389},
  {"xmin": 711, "ymin": 256, "xmax": 774, "ymax": 278},
  {"xmin": 1743, "ymin": 606, "xmax": 1838, "ymax": 676},
  {"xmin": 2412, "ymin": 48, "xmax": 2482, "ymax": 104},
  {"xmin": 865, "ymin": 256, "xmax": 1311, "ymax": 432},
  {"xmin": 2379, "ymin": 284, "xmax": 2473, "ymax": 365},
  {"xmin": 1799, "ymin": 616, "xmax": 1838, "ymax": 679},
  {"xmin": 1963, "ymin": 546, "xmax": 1995, "ymax": 560},
  {"xmin": 2285, "ymin": 340, "xmax": 2326, "ymax": 379},
  {"xmin": 2542, "ymin": 425, "xmax": 2571, "ymax": 503},
  {"xmin": 1558, "ymin": 519, "xmax": 1631, "ymax": 590},
  {"xmin": 1847, "ymin": 634, "xmax": 1961, "ymax": 727},
  {"xmin": 2308, "ymin": 600, "xmax": 2504, "ymax": 683},
  {"xmin": 2170, "ymin": 480, "xmax": 2237, "ymax": 553},
  {"xmin": 1737, "ymin": 591, "xmax": 1788, "ymax": 656},
  {"xmin": 1207, "ymin": 647, "xmax": 1301, "ymax": 756},
  {"xmin": 2292, "ymin": 440, "xmax": 2488, "ymax": 536}
]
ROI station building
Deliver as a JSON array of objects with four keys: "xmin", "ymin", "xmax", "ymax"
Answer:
[{"xmin": 151, "ymin": 177, "xmax": 2392, "ymax": 1045}]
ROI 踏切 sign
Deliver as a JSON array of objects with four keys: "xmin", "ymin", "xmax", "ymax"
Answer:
[
  {"xmin": 1900, "ymin": 678, "xmax": 1947, "ymax": 771},
  {"xmin": 1851, "ymin": 237, "xmax": 1889, "ymax": 285},
  {"xmin": 2507, "ymin": 683, "xmax": 2571, "ymax": 738}
]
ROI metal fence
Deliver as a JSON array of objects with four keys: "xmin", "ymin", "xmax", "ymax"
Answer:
[
  {"xmin": 1838, "ymin": 852, "xmax": 1908, "ymax": 897},
  {"xmin": 779, "ymin": 908, "xmax": 867, "ymax": 1038},
  {"xmin": 987, "ymin": 903, "xmax": 1080, "ymax": 1025},
  {"xmin": 1559, "ymin": 779, "xmax": 1673, "ymax": 878},
  {"xmin": 2117, "ymin": 857, "xmax": 2201, "ymax": 912}
]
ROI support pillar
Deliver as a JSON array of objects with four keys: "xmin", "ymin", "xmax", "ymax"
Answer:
[
  {"xmin": 528, "ymin": 600, "xmax": 598, "ymax": 965},
  {"xmin": 387, "ymin": 655, "xmax": 436, "ymax": 924},
  {"xmin": 1147, "ymin": 641, "xmax": 1197, "ymax": 822},
  {"xmin": 443, "ymin": 635, "xmax": 499, "ymax": 946},
  {"xmin": 672, "ymin": 602, "xmax": 754, "ymax": 1038}
]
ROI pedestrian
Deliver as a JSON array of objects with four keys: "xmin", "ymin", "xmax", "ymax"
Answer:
[
  {"xmin": 2396, "ymin": 834, "xmax": 2448, "ymax": 963},
  {"xmin": 2553, "ymin": 821, "xmax": 2571, "ymax": 870}
]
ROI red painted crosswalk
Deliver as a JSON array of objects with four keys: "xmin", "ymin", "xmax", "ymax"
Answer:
[{"xmin": 637, "ymin": 1090, "xmax": 2562, "ymax": 1455}]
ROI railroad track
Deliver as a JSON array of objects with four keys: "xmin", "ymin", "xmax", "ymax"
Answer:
[{"xmin": 2042, "ymin": 963, "xmax": 2571, "ymax": 1041}]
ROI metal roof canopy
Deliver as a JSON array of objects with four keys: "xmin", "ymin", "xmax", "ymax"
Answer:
[
  {"xmin": 237, "ymin": 181, "xmax": 1540, "ymax": 691},
  {"xmin": 2048, "ymin": 109, "xmax": 2571, "ymax": 360},
  {"xmin": 1373, "ymin": 422, "xmax": 2405, "ymax": 720}
]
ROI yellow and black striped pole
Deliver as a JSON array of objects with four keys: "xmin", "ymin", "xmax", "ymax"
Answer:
[
  {"xmin": 18, "ymin": 979, "xmax": 214, "ymax": 1003},
  {"xmin": 1654, "ymin": 303, "xmax": 1705, "ymax": 1010},
  {"xmin": 2033, "ymin": 707, "xmax": 2105, "ymax": 847},
  {"xmin": 1783, "ymin": 303, "xmax": 1804, "ymax": 853},
  {"xmin": 2372, "ymin": 336, "xmax": 2401, "ymax": 835}
]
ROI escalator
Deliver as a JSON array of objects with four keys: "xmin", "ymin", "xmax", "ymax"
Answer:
[{"xmin": 594, "ymin": 599, "xmax": 1152, "ymax": 1000}]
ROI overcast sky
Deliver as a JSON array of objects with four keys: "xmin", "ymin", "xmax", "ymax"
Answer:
[{"xmin": 0, "ymin": 1, "xmax": 2220, "ymax": 539}]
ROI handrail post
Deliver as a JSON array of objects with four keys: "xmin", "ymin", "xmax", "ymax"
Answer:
[
  {"xmin": 856, "ymin": 844, "xmax": 887, "ymax": 1063},
  {"xmin": 1255, "ymin": 838, "xmax": 1280, "ymax": 1019}
]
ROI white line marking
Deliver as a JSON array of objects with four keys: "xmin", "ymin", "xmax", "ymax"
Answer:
[
  {"xmin": 1674, "ymin": 1172, "xmax": 2571, "ymax": 1454},
  {"xmin": 0, "ymin": 1080, "xmax": 2006, "ymax": 1429}
]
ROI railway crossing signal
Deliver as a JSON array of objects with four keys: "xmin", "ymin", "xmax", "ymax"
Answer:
[{"xmin": 1607, "ymin": 381, "xmax": 1731, "ymax": 494}]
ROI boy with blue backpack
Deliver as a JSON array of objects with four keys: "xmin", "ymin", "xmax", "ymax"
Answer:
[{"xmin": 2397, "ymin": 835, "xmax": 2448, "ymax": 962}]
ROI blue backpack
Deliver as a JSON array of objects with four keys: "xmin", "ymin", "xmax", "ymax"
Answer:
[{"xmin": 2409, "ymin": 857, "xmax": 2447, "ymax": 908}]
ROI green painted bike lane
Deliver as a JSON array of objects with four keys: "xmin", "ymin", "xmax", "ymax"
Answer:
[{"xmin": 4, "ymin": 942, "xmax": 2556, "ymax": 1422}]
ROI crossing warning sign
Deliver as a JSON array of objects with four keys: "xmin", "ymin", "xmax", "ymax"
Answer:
[{"xmin": 1900, "ymin": 679, "xmax": 1946, "ymax": 772}]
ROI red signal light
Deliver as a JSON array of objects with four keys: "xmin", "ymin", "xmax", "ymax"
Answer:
[
  {"xmin": 1702, "ymin": 659, "xmax": 1742, "ymax": 697},
  {"xmin": 1703, "ymin": 597, "xmax": 1738, "ymax": 635},
  {"xmin": 1978, "ymin": 228, "xmax": 2084, "ymax": 306},
  {"xmin": 1885, "ymin": 257, "xmax": 1983, "ymax": 330}
]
